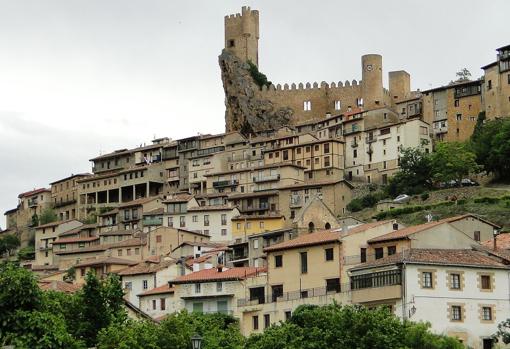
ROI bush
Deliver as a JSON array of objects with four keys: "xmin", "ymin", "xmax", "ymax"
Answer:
[
  {"xmin": 421, "ymin": 193, "xmax": 430, "ymax": 201},
  {"xmin": 247, "ymin": 61, "xmax": 272, "ymax": 88},
  {"xmin": 346, "ymin": 198, "xmax": 364, "ymax": 212},
  {"xmin": 375, "ymin": 201, "xmax": 455, "ymax": 220}
]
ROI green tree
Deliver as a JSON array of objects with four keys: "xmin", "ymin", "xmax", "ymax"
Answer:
[
  {"xmin": 247, "ymin": 60, "xmax": 272, "ymax": 88},
  {"xmin": 17, "ymin": 246, "xmax": 36, "ymax": 261},
  {"xmin": 471, "ymin": 117, "xmax": 510, "ymax": 180},
  {"xmin": 97, "ymin": 320, "xmax": 159, "ymax": 349},
  {"xmin": 455, "ymin": 68, "xmax": 472, "ymax": 82},
  {"xmin": 431, "ymin": 142, "xmax": 480, "ymax": 184},
  {"xmin": 386, "ymin": 146, "xmax": 433, "ymax": 196},
  {"xmin": 39, "ymin": 208, "xmax": 58, "ymax": 225},
  {"xmin": 0, "ymin": 234, "xmax": 20, "ymax": 256}
]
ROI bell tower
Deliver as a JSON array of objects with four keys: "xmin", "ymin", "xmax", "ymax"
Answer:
[{"xmin": 224, "ymin": 6, "xmax": 260, "ymax": 66}]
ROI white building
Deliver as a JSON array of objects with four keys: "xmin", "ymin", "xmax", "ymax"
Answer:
[
  {"xmin": 163, "ymin": 196, "xmax": 240, "ymax": 242},
  {"xmin": 118, "ymin": 256, "xmax": 183, "ymax": 307},
  {"xmin": 350, "ymin": 248, "xmax": 510, "ymax": 349},
  {"xmin": 138, "ymin": 284, "xmax": 178, "ymax": 320}
]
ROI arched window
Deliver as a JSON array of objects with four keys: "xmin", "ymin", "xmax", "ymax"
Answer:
[
  {"xmin": 308, "ymin": 222, "xmax": 315, "ymax": 233},
  {"xmin": 325, "ymin": 222, "xmax": 331, "ymax": 230}
]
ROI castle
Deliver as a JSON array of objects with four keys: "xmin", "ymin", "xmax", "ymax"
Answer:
[{"xmin": 221, "ymin": 6, "xmax": 415, "ymax": 133}]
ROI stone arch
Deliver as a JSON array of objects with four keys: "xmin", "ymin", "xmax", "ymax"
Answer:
[
  {"xmin": 308, "ymin": 222, "xmax": 315, "ymax": 233},
  {"xmin": 325, "ymin": 222, "xmax": 331, "ymax": 230}
]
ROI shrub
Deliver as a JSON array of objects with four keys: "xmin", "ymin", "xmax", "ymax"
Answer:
[
  {"xmin": 421, "ymin": 193, "xmax": 430, "ymax": 201},
  {"xmin": 347, "ymin": 198, "xmax": 364, "ymax": 212}
]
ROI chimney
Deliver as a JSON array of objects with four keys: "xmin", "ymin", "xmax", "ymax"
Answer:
[{"xmin": 493, "ymin": 228, "xmax": 500, "ymax": 250}]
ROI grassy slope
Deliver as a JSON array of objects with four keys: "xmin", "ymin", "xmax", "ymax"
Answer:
[{"xmin": 352, "ymin": 186, "xmax": 510, "ymax": 228}]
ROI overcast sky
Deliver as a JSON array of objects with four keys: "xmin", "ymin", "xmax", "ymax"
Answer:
[{"xmin": 0, "ymin": 0, "xmax": 508, "ymax": 227}]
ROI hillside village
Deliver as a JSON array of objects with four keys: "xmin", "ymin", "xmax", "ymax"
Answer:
[{"xmin": 1, "ymin": 6, "xmax": 510, "ymax": 349}]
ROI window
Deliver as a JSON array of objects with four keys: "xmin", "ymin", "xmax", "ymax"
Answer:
[
  {"xmin": 260, "ymin": 221, "xmax": 264, "ymax": 229},
  {"xmin": 236, "ymin": 223, "xmax": 241, "ymax": 230},
  {"xmin": 252, "ymin": 315, "xmax": 259, "ymax": 330},
  {"xmin": 375, "ymin": 247, "xmax": 384, "ymax": 259},
  {"xmin": 158, "ymin": 298, "xmax": 165, "ymax": 310},
  {"xmin": 334, "ymin": 100, "xmax": 341, "ymax": 110},
  {"xmin": 167, "ymin": 217, "xmax": 173, "ymax": 227},
  {"xmin": 300, "ymin": 252, "xmax": 308, "ymax": 274},
  {"xmin": 303, "ymin": 100, "xmax": 312, "ymax": 111},
  {"xmin": 324, "ymin": 143, "xmax": 330, "ymax": 153},
  {"xmin": 380, "ymin": 128, "xmax": 390, "ymax": 135},
  {"xmin": 456, "ymin": 114, "xmax": 462, "ymax": 121},
  {"xmin": 283, "ymin": 150, "xmax": 288, "ymax": 160},
  {"xmin": 221, "ymin": 214, "xmax": 227, "ymax": 225},
  {"xmin": 451, "ymin": 273, "xmax": 461, "ymax": 289},
  {"xmin": 481, "ymin": 275, "xmax": 492, "ymax": 290},
  {"xmin": 221, "ymin": 229, "xmax": 227, "ymax": 236},
  {"xmin": 193, "ymin": 302, "xmax": 203, "ymax": 313},
  {"xmin": 253, "ymin": 239, "xmax": 259, "ymax": 249},
  {"xmin": 228, "ymin": 39, "xmax": 235, "ymax": 47},
  {"xmin": 264, "ymin": 314, "xmax": 270, "ymax": 329},
  {"xmin": 360, "ymin": 248, "xmax": 367, "ymax": 263},
  {"xmin": 204, "ymin": 215, "xmax": 209, "ymax": 226},
  {"xmin": 325, "ymin": 248, "xmax": 334, "ymax": 261},
  {"xmin": 324, "ymin": 156, "xmax": 330, "ymax": 167},
  {"xmin": 474, "ymin": 231, "xmax": 480, "ymax": 241},
  {"xmin": 487, "ymin": 80, "xmax": 492, "ymax": 90},
  {"xmin": 285, "ymin": 311, "xmax": 292, "ymax": 321},
  {"xmin": 192, "ymin": 215, "xmax": 198, "ymax": 222},
  {"xmin": 143, "ymin": 280, "xmax": 148, "ymax": 290},
  {"xmin": 180, "ymin": 216, "xmax": 185, "ymax": 227},
  {"xmin": 353, "ymin": 149, "xmax": 357, "ymax": 158},
  {"xmin": 117, "ymin": 249, "xmax": 122, "ymax": 256},
  {"xmin": 156, "ymin": 235, "xmax": 162, "ymax": 243},
  {"xmin": 326, "ymin": 278, "xmax": 340, "ymax": 292},
  {"xmin": 124, "ymin": 282, "xmax": 132, "ymax": 290},
  {"xmin": 127, "ymin": 248, "xmax": 131, "ymax": 256},
  {"xmin": 216, "ymin": 282, "xmax": 223, "ymax": 292},
  {"xmin": 387, "ymin": 246, "xmax": 396, "ymax": 255},
  {"xmin": 451, "ymin": 305, "xmax": 462, "ymax": 321},
  {"xmin": 422, "ymin": 272, "xmax": 433, "ymax": 288},
  {"xmin": 135, "ymin": 248, "xmax": 140, "ymax": 255},
  {"xmin": 482, "ymin": 306, "xmax": 493, "ymax": 321},
  {"xmin": 275, "ymin": 255, "xmax": 283, "ymax": 268},
  {"xmin": 195, "ymin": 283, "xmax": 201, "ymax": 293},
  {"xmin": 152, "ymin": 299, "xmax": 157, "ymax": 310},
  {"xmin": 454, "ymin": 99, "xmax": 459, "ymax": 107}
]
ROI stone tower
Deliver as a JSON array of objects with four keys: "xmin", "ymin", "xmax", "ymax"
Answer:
[
  {"xmin": 389, "ymin": 70, "xmax": 411, "ymax": 102},
  {"xmin": 361, "ymin": 54, "xmax": 384, "ymax": 109},
  {"xmin": 224, "ymin": 6, "xmax": 260, "ymax": 66}
]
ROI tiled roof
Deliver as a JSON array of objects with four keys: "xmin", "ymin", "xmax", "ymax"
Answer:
[
  {"xmin": 37, "ymin": 219, "xmax": 78, "ymax": 229},
  {"xmin": 31, "ymin": 264, "xmax": 60, "ymax": 271},
  {"xmin": 38, "ymin": 280, "xmax": 81, "ymax": 293},
  {"xmin": 118, "ymin": 197, "xmax": 160, "ymax": 208},
  {"xmin": 366, "ymin": 214, "xmax": 492, "ymax": 244},
  {"xmin": 482, "ymin": 233, "xmax": 510, "ymax": 250},
  {"xmin": 232, "ymin": 213, "xmax": 283, "ymax": 220},
  {"xmin": 264, "ymin": 231, "xmax": 340, "ymax": 252},
  {"xmin": 278, "ymin": 179, "xmax": 354, "ymax": 190},
  {"xmin": 99, "ymin": 229, "xmax": 138, "ymax": 236},
  {"xmin": 49, "ymin": 173, "xmax": 91, "ymax": 185},
  {"xmin": 350, "ymin": 249, "xmax": 510, "ymax": 271},
  {"xmin": 143, "ymin": 208, "xmax": 165, "ymax": 215},
  {"xmin": 59, "ymin": 223, "xmax": 97, "ymax": 237},
  {"xmin": 172, "ymin": 266, "xmax": 266, "ymax": 284},
  {"xmin": 98, "ymin": 208, "xmax": 119, "ymax": 216},
  {"xmin": 106, "ymin": 237, "xmax": 146, "ymax": 248},
  {"xmin": 171, "ymin": 241, "xmax": 226, "ymax": 252},
  {"xmin": 53, "ymin": 236, "xmax": 99, "ymax": 244},
  {"xmin": 117, "ymin": 256, "xmax": 176, "ymax": 276},
  {"xmin": 138, "ymin": 284, "xmax": 175, "ymax": 297},
  {"xmin": 18, "ymin": 188, "xmax": 50, "ymax": 198},
  {"xmin": 162, "ymin": 194, "xmax": 193, "ymax": 203},
  {"xmin": 187, "ymin": 205, "xmax": 234, "ymax": 212},
  {"xmin": 75, "ymin": 257, "xmax": 137, "ymax": 268},
  {"xmin": 227, "ymin": 190, "xmax": 279, "ymax": 200}
]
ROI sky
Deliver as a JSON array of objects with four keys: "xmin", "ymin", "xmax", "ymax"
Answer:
[{"xmin": 0, "ymin": 0, "xmax": 508, "ymax": 227}]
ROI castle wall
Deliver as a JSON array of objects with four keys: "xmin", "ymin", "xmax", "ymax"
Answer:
[
  {"xmin": 224, "ymin": 6, "xmax": 259, "ymax": 66},
  {"xmin": 389, "ymin": 71, "xmax": 411, "ymax": 103}
]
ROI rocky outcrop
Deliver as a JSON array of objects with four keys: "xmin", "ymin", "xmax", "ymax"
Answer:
[{"xmin": 219, "ymin": 50, "xmax": 293, "ymax": 135}]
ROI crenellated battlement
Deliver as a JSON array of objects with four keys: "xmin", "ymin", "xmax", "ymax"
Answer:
[
  {"xmin": 224, "ymin": 6, "xmax": 259, "ymax": 21},
  {"xmin": 260, "ymin": 80, "xmax": 362, "ymax": 92}
]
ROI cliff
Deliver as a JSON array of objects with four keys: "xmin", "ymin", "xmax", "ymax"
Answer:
[{"xmin": 219, "ymin": 50, "xmax": 293, "ymax": 135}]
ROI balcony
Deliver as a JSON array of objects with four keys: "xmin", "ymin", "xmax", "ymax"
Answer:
[
  {"xmin": 351, "ymin": 284, "xmax": 402, "ymax": 303},
  {"xmin": 253, "ymin": 174, "xmax": 280, "ymax": 183},
  {"xmin": 290, "ymin": 196, "xmax": 302, "ymax": 208},
  {"xmin": 365, "ymin": 136, "xmax": 377, "ymax": 144},
  {"xmin": 28, "ymin": 199, "xmax": 38, "ymax": 207},
  {"xmin": 243, "ymin": 203, "xmax": 269, "ymax": 212},
  {"xmin": 213, "ymin": 179, "xmax": 239, "ymax": 188},
  {"xmin": 167, "ymin": 176, "xmax": 180, "ymax": 182},
  {"xmin": 53, "ymin": 199, "xmax": 77, "ymax": 208},
  {"xmin": 434, "ymin": 126, "xmax": 448, "ymax": 134},
  {"xmin": 350, "ymin": 269, "xmax": 402, "ymax": 303},
  {"xmin": 351, "ymin": 140, "xmax": 359, "ymax": 148},
  {"xmin": 227, "ymin": 154, "xmax": 263, "ymax": 162},
  {"xmin": 143, "ymin": 217, "xmax": 163, "ymax": 226}
]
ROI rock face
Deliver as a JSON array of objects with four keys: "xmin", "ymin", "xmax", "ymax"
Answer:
[{"xmin": 219, "ymin": 50, "xmax": 293, "ymax": 135}]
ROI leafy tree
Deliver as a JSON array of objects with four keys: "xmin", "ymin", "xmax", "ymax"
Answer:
[
  {"xmin": 431, "ymin": 142, "xmax": 480, "ymax": 184},
  {"xmin": 470, "ymin": 117, "xmax": 510, "ymax": 180},
  {"xmin": 386, "ymin": 146, "xmax": 433, "ymax": 196},
  {"xmin": 455, "ymin": 68, "xmax": 472, "ymax": 82},
  {"xmin": 31, "ymin": 213, "xmax": 39, "ymax": 227},
  {"xmin": 17, "ymin": 246, "xmax": 36, "ymax": 261},
  {"xmin": 64, "ymin": 266, "xmax": 76, "ymax": 282},
  {"xmin": 97, "ymin": 320, "xmax": 159, "ymax": 349},
  {"xmin": 0, "ymin": 234, "xmax": 20, "ymax": 256},
  {"xmin": 39, "ymin": 208, "xmax": 58, "ymax": 225},
  {"xmin": 494, "ymin": 318, "xmax": 510, "ymax": 344}
]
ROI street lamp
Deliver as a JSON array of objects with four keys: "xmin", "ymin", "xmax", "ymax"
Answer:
[{"xmin": 191, "ymin": 334, "xmax": 202, "ymax": 349}]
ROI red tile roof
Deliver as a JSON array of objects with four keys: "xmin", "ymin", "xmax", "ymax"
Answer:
[
  {"xmin": 75, "ymin": 257, "xmax": 137, "ymax": 268},
  {"xmin": 162, "ymin": 194, "xmax": 193, "ymax": 203},
  {"xmin": 54, "ymin": 245, "xmax": 107, "ymax": 255},
  {"xmin": 187, "ymin": 205, "xmax": 234, "ymax": 212},
  {"xmin": 38, "ymin": 280, "xmax": 81, "ymax": 293},
  {"xmin": 117, "ymin": 256, "xmax": 176, "ymax": 276},
  {"xmin": 482, "ymin": 233, "xmax": 510, "ymax": 250},
  {"xmin": 367, "ymin": 214, "xmax": 497, "ymax": 244},
  {"xmin": 263, "ymin": 231, "xmax": 340, "ymax": 252},
  {"xmin": 106, "ymin": 237, "xmax": 146, "ymax": 248},
  {"xmin": 350, "ymin": 249, "xmax": 509, "ymax": 271},
  {"xmin": 138, "ymin": 284, "xmax": 175, "ymax": 297},
  {"xmin": 37, "ymin": 219, "xmax": 79, "ymax": 229},
  {"xmin": 172, "ymin": 267, "xmax": 266, "ymax": 284},
  {"xmin": 53, "ymin": 236, "xmax": 99, "ymax": 244},
  {"xmin": 18, "ymin": 188, "xmax": 50, "ymax": 198},
  {"xmin": 339, "ymin": 220, "xmax": 394, "ymax": 238}
]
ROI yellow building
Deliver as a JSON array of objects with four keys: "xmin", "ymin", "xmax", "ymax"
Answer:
[{"xmin": 231, "ymin": 214, "xmax": 286, "ymax": 239}]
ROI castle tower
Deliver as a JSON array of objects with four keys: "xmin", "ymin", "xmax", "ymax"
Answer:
[
  {"xmin": 361, "ymin": 54, "xmax": 384, "ymax": 110},
  {"xmin": 389, "ymin": 70, "xmax": 411, "ymax": 102},
  {"xmin": 224, "ymin": 6, "xmax": 260, "ymax": 66}
]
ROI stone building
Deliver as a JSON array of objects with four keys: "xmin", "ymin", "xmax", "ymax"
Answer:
[
  {"xmin": 482, "ymin": 45, "xmax": 510, "ymax": 120},
  {"xmin": 50, "ymin": 174, "xmax": 91, "ymax": 221}
]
